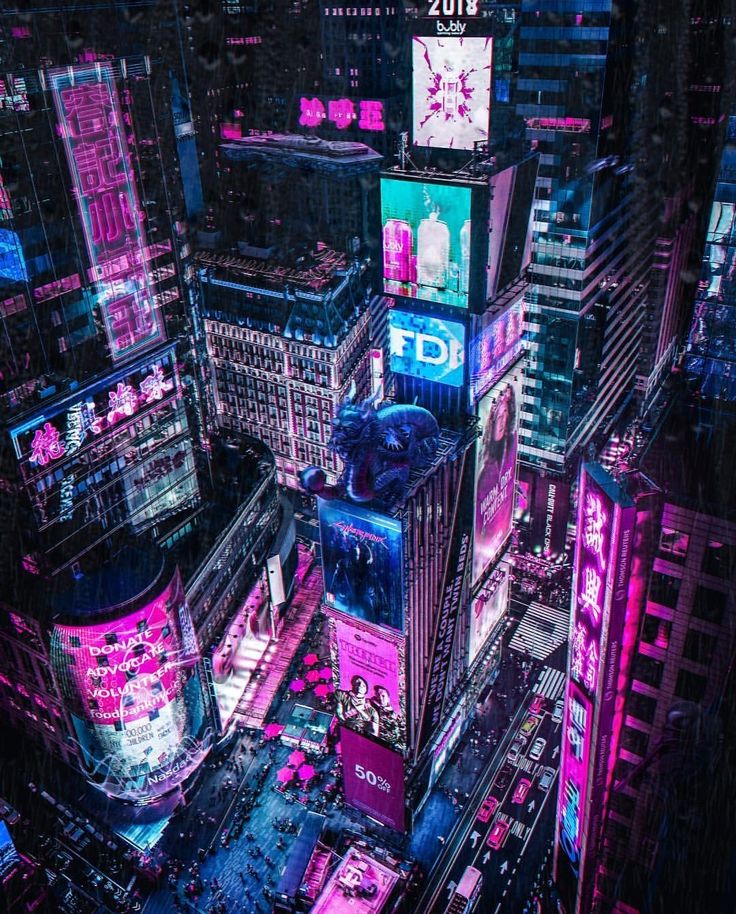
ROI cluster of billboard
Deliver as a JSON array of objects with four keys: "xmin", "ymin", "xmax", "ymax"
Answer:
[
  {"xmin": 388, "ymin": 308, "xmax": 466, "ymax": 388},
  {"xmin": 50, "ymin": 569, "xmax": 213, "ymax": 803},
  {"xmin": 472, "ymin": 371, "xmax": 521, "ymax": 586},
  {"xmin": 50, "ymin": 64, "xmax": 165, "ymax": 363},
  {"xmin": 411, "ymin": 36, "xmax": 493, "ymax": 151}
]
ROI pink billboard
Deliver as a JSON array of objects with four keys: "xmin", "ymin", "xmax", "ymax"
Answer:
[
  {"xmin": 472, "ymin": 370, "xmax": 522, "ymax": 585},
  {"xmin": 51, "ymin": 569, "xmax": 213, "ymax": 804},
  {"xmin": 468, "ymin": 564, "xmax": 509, "ymax": 665},
  {"xmin": 340, "ymin": 726, "xmax": 405, "ymax": 832},
  {"xmin": 49, "ymin": 64, "xmax": 165, "ymax": 363},
  {"xmin": 332, "ymin": 618, "xmax": 405, "ymax": 750}
]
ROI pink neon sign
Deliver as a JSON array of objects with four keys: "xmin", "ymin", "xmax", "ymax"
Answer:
[
  {"xmin": 298, "ymin": 97, "xmax": 385, "ymax": 132},
  {"xmin": 49, "ymin": 65, "xmax": 165, "ymax": 362}
]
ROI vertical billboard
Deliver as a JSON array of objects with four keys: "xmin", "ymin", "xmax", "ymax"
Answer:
[
  {"xmin": 319, "ymin": 499, "xmax": 404, "ymax": 632},
  {"xmin": 530, "ymin": 476, "xmax": 571, "ymax": 560},
  {"xmin": 331, "ymin": 618, "xmax": 406, "ymax": 750},
  {"xmin": 468, "ymin": 563, "xmax": 508, "ymax": 665},
  {"xmin": 381, "ymin": 175, "xmax": 474, "ymax": 308},
  {"xmin": 340, "ymin": 726, "xmax": 406, "ymax": 832},
  {"xmin": 472, "ymin": 370, "xmax": 522, "ymax": 585},
  {"xmin": 469, "ymin": 298, "xmax": 524, "ymax": 401},
  {"xmin": 50, "ymin": 569, "xmax": 213, "ymax": 804},
  {"xmin": 0, "ymin": 822, "xmax": 20, "ymax": 878},
  {"xmin": 412, "ymin": 36, "xmax": 492, "ymax": 150},
  {"xmin": 555, "ymin": 464, "xmax": 642, "ymax": 914},
  {"xmin": 50, "ymin": 64, "xmax": 165, "ymax": 362},
  {"xmin": 388, "ymin": 308, "xmax": 466, "ymax": 388}
]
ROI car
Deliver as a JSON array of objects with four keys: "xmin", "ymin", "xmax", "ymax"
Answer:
[
  {"xmin": 521, "ymin": 714, "xmax": 542, "ymax": 737},
  {"xmin": 529, "ymin": 737, "xmax": 547, "ymax": 761},
  {"xmin": 476, "ymin": 794, "xmax": 499, "ymax": 823},
  {"xmin": 496, "ymin": 762, "xmax": 514, "ymax": 792},
  {"xmin": 487, "ymin": 819, "xmax": 511, "ymax": 850},
  {"xmin": 539, "ymin": 767, "xmax": 555, "ymax": 791},
  {"xmin": 552, "ymin": 699, "xmax": 564, "ymax": 724},
  {"xmin": 530, "ymin": 694, "xmax": 545, "ymax": 715},
  {"xmin": 512, "ymin": 778, "xmax": 532, "ymax": 804},
  {"xmin": 507, "ymin": 739, "xmax": 525, "ymax": 764}
]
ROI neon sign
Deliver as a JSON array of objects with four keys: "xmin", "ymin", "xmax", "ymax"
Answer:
[
  {"xmin": 298, "ymin": 97, "xmax": 385, "ymax": 132},
  {"xmin": 49, "ymin": 64, "xmax": 165, "ymax": 362}
]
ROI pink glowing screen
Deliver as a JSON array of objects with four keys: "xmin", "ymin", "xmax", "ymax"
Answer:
[
  {"xmin": 298, "ymin": 97, "xmax": 385, "ymax": 132},
  {"xmin": 49, "ymin": 64, "xmax": 165, "ymax": 362},
  {"xmin": 340, "ymin": 726, "xmax": 405, "ymax": 832},
  {"xmin": 470, "ymin": 298, "xmax": 524, "ymax": 401}
]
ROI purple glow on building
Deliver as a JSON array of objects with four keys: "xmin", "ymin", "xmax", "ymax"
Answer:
[{"xmin": 49, "ymin": 64, "xmax": 165, "ymax": 362}]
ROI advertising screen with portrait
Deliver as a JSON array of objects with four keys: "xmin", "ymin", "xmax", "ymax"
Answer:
[
  {"xmin": 340, "ymin": 726, "xmax": 406, "ymax": 832},
  {"xmin": 388, "ymin": 308, "xmax": 466, "ymax": 388},
  {"xmin": 412, "ymin": 36, "xmax": 492, "ymax": 150},
  {"xmin": 332, "ymin": 618, "xmax": 406, "ymax": 750},
  {"xmin": 381, "ymin": 175, "xmax": 473, "ymax": 308},
  {"xmin": 319, "ymin": 499, "xmax": 404, "ymax": 632},
  {"xmin": 469, "ymin": 564, "xmax": 509, "ymax": 664},
  {"xmin": 472, "ymin": 371, "xmax": 522, "ymax": 585}
]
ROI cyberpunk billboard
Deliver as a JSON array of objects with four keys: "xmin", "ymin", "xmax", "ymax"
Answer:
[
  {"xmin": 472, "ymin": 371, "xmax": 522, "ymax": 585},
  {"xmin": 388, "ymin": 308, "xmax": 466, "ymax": 388},
  {"xmin": 468, "ymin": 564, "xmax": 509, "ymax": 665},
  {"xmin": 319, "ymin": 499, "xmax": 404, "ymax": 632},
  {"xmin": 412, "ymin": 36, "xmax": 493, "ymax": 150},
  {"xmin": 50, "ymin": 569, "xmax": 213, "ymax": 804},
  {"xmin": 469, "ymin": 299, "xmax": 524, "ymax": 401},
  {"xmin": 381, "ymin": 175, "xmax": 473, "ymax": 308},
  {"xmin": 340, "ymin": 726, "xmax": 406, "ymax": 832},
  {"xmin": 331, "ymin": 618, "xmax": 406, "ymax": 750}
]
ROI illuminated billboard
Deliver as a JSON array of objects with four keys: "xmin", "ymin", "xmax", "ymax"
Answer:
[
  {"xmin": 388, "ymin": 309, "xmax": 466, "ymax": 388},
  {"xmin": 0, "ymin": 822, "xmax": 20, "ymax": 878},
  {"xmin": 331, "ymin": 618, "xmax": 406, "ymax": 750},
  {"xmin": 381, "ymin": 175, "xmax": 473, "ymax": 308},
  {"xmin": 319, "ymin": 499, "xmax": 404, "ymax": 632},
  {"xmin": 469, "ymin": 299, "xmax": 524, "ymax": 401},
  {"xmin": 340, "ymin": 726, "xmax": 406, "ymax": 832},
  {"xmin": 468, "ymin": 564, "xmax": 508, "ymax": 665},
  {"xmin": 472, "ymin": 371, "xmax": 521, "ymax": 585},
  {"xmin": 49, "ymin": 64, "xmax": 165, "ymax": 362},
  {"xmin": 412, "ymin": 36, "xmax": 492, "ymax": 150},
  {"xmin": 50, "ymin": 569, "xmax": 213, "ymax": 804}
]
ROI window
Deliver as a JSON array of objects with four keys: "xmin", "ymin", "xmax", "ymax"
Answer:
[
  {"xmin": 620, "ymin": 726, "xmax": 649, "ymax": 758},
  {"xmin": 627, "ymin": 690, "xmax": 657, "ymax": 725},
  {"xmin": 632, "ymin": 654, "xmax": 664, "ymax": 689},
  {"xmin": 658, "ymin": 527, "xmax": 689, "ymax": 564},
  {"xmin": 609, "ymin": 791, "xmax": 636, "ymax": 819},
  {"xmin": 675, "ymin": 669, "xmax": 707, "ymax": 703},
  {"xmin": 648, "ymin": 571, "xmax": 681, "ymax": 608},
  {"xmin": 702, "ymin": 540, "xmax": 736, "ymax": 578},
  {"xmin": 683, "ymin": 629, "xmax": 717, "ymax": 665},
  {"xmin": 640, "ymin": 615, "xmax": 671, "ymax": 648},
  {"xmin": 692, "ymin": 585, "xmax": 727, "ymax": 624}
]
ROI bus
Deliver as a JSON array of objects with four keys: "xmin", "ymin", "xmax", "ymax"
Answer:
[{"xmin": 447, "ymin": 866, "xmax": 483, "ymax": 913}]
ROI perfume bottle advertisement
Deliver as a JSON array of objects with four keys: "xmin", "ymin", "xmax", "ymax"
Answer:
[{"xmin": 381, "ymin": 176, "xmax": 473, "ymax": 308}]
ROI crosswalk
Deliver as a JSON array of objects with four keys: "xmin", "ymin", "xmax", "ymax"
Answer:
[
  {"xmin": 508, "ymin": 600, "xmax": 569, "ymax": 661},
  {"xmin": 532, "ymin": 666, "xmax": 567, "ymax": 702}
]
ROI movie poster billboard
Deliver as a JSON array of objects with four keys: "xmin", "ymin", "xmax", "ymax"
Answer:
[
  {"xmin": 388, "ymin": 308, "xmax": 466, "ymax": 388},
  {"xmin": 381, "ymin": 175, "xmax": 473, "ymax": 309},
  {"xmin": 332, "ymin": 618, "xmax": 406, "ymax": 750},
  {"xmin": 469, "ymin": 564, "xmax": 509, "ymax": 665},
  {"xmin": 50, "ymin": 569, "xmax": 213, "ymax": 804},
  {"xmin": 340, "ymin": 726, "xmax": 406, "ymax": 832},
  {"xmin": 412, "ymin": 36, "xmax": 492, "ymax": 150},
  {"xmin": 472, "ymin": 371, "xmax": 522, "ymax": 585},
  {"xmin": 319, "ymin": 499, "xmax": 404, "ymax": 632}
]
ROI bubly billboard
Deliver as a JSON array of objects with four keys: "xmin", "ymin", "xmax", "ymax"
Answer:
[
  {"xmin": 388, "ymin": 309, "xmax": 466, "ymax": 388},
  {"xmin": 469, "ymin": 564, "xmax": 508, "ymax": 665},
  {"xmin": 332, "ymin": 619, "xmax": 406, "ymax": 750},
  {"xmin": 412, "ymin": 36, "xmax": 492, "ymax": 150},
  {"xmin": 470, "ymin": 299, "xmax": 524, "ymax": 401},
  {"xmin": 473, "ymin": 371, "xmax": 521, "ymax": 585},
  {"xmin": 50, "ymin": 570, "xmax": 213, "ymax": 804},
  {"xmin": 381, "ymin": 175, "xmax": 473, "ymax": 308},
  {"xmin": 319, "ymin": 499, "xmax": 404, "ymax": 632},
  {"xmin": 340, "ymin": 726, "xmax": 406, "ymax": 832}
]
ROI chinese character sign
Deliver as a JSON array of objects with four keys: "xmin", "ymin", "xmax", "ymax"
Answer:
[
  {"xmin": 557, "ymin": 681, "xmax": 593, "ymax": 871},
  {"xmin": 49, "ymin": 65, "xmax": 165, "ymax": 362},
  {"xmin": 298, "ymin": 96, "xmax": 385, "ymax": 132}
]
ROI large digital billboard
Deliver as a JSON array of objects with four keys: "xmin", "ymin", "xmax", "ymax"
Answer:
[
  {"xmin": 49, "ymin": 64, "xmax": 165, "ymax": 362},
  {"xmin": 319, "ymin": 500, "xmax": 404, "ymax": 632},
  {"xmin": 331, "ymin": 618, "xmax": 406, "ymax": 750},
  {"xmin": 0, "ymin": 822, "xmax": 20, "ymax": 878},
  {"xmin": 412, "ymin": 36, "xmax": 492, "ymax": 150},
  {"xmin": 472, "ymin": 371, "xmax": 521, "ymax": 585},
  {"xmin": 50, "ymin": 569, "xmax": 213, "ymax": 804},
  {"xmin": 340, "ymin": 726, "xmax": 406, "ymax": 832},
  {"xmin": 381, "ymin": 175, "xmax": 473, "ymax": 308},
  {"xmin": 468, "ymin": 563, "xmax": 508, "ymax": 665},
  {"xmin": 388, "ymin": 308, "xmax": 466, "ymax": 388},
  {"xmin": 469, "ymin": 298, "xmax": 524, "ymax": 401}
]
